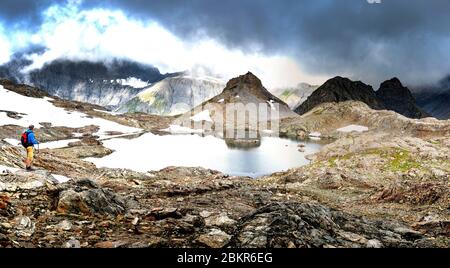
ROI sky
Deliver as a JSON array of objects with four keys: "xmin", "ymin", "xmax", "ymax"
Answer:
[{"xmin": 0, "ymin": 0, "xmax": 449, "ymax": 88}]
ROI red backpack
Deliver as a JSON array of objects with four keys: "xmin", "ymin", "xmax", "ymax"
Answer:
[{"xmin": 20, "ymin": 131, "xmax": 31, "ymax": 148}]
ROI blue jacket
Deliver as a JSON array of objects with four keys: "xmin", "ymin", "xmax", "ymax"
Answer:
[{"xmin": 26, "ymin": 130, "xmax": 39, "ymax": 146}]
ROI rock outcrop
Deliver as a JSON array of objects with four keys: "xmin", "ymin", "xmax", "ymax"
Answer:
[
  {"xmin": 229, "ymin": 202, "xmax": 434, "ymax": 248},
  {"xmin": 376, "ymin": 78, "xmax": 429, "ymax": 119},
  {"xmin": 281, "ymin": 101, "xmax": 450, "ymax": 140},
  {"xmin": 295, "ymin": 76, "xmax": 384, "ymax": 115},
  {"xmin": 56, "ymin": 179, "xmax": 126, "ymax": 217}
]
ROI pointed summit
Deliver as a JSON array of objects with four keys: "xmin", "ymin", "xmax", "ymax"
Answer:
[
  {"xmin": 225, "ymin": 71, "xmax": 263, "ymax": 89},
  {"xmin": 376, "ymin": 78, "xmax": 429, "ymax": 119},
  {"xmin": 220, "ymin": 72, "xmax": 287, "ymax": 105},
  {"xmin": 181, "ymin": 72, "xmax": 297, "ymax": 124},
  {"xmin": 380, "ymin": 77, "xmax": 403, "ymax": 89},
  {"xmin": 295, "ymin": 76, "xmax": 384, "ymax": 115}
]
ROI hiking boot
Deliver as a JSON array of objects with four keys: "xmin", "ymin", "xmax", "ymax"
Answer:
[{"xmin": 26, "ymin": 167, "xmax": 35, "ymax": 172}]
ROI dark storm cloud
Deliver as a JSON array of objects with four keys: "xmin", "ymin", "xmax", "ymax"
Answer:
[
  {"xmin": 78, "ymin": 0, "xmax": 450, "ymax": 86},
  {"xmin": 0, "ymin": 0, "xmax": 54, "ymax": 28},
  {"xmin": 1, "ymin": 0, "xmax": 450, "ymax": 86}
]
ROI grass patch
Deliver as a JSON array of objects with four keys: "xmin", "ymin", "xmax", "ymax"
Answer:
[
  {"xmin": 324, "ymin": 147, "xmax": 423, "ymax": 172},
  {"xmin": 328, "ymin": 157, "xmax": 337, "ymax": 167},
  {"xmin": 387, "ymin": 150, "xmax": 421, "ymax": 172}
]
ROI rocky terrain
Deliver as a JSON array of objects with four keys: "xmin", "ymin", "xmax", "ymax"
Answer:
[
  {"xmin": 0, "ymin": 77, "xmax": 449, "ymax": 248},
  {"xmin": 118, "ymin": 75, "xmax": 225, "ymax": 115}
]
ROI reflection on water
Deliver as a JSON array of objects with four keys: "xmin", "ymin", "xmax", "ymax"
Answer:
[{"xmin": 86, "ymin": 133, "xmax": 322, "ymax": 178}]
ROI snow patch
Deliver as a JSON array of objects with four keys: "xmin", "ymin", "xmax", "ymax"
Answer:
[
  {"xmin": 39, "ymin": 139, "xmax": 80, "ymax": 149},
  {"xmin": 267, "ymin": 100, "xmax": 276, "ymax": 111},
  {"xmin": 0, "ymin": 85, "xmax": 141, "ymax": 139},
  {"xmin": 218, "ymin": 99, "xmax": 224, "ymax": 103},
  {"xmin": 3, "ymin": 138, "xmax": 20, "ymax": 146},
  {"xmin": 337, "ymin": 125, "xmax": 369, "ymax": 133},
  {"xmin": 0, "ymin": 165, "xmax": 19, "ymax": 173},
  {"xmin": 181, "ymin": 75, "xmax": 225, "ymax": 84},
  {"xmin": 119, "ymin": 77, "xmax": 150, "ymax": 88},
  {"xmin": 52, "ymin": 174, "xmax": 71, "ymax": 183},
  {"xmin": 94, "ymin": 109, "xmax": 121, "ymax": 116},
  {"xmin": 309, "ymin": 132, "xmax": 321, "ymax": 140},
  {"xmin": 190, "ymin": 110, "xmax": 213, "ymax": 122},
  {"xmin": 161, "ymin": 125, "xmax": 204, "ymax": 134},
  {"xmin": 73, "ymin": 133, "xmax": 84, "ymax": 138}
]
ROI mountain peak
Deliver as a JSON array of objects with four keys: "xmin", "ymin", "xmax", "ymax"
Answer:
[
  {"xmin": 376, "ymin": 78, "xmax": 429, "ymax": 118},
  {"xmin": 295, "ymin": 76, "xmax": 383, "ymax": 115},
  {"xmin": 225, "ymin": 71, "xmax": 262, "ymax": 89},
  {"xmin": 380, "ymin": 77, "xmax": 403, "ymax": 89},
  {"xmin": 189, "ymin": 72, "xmax": 296, "ymax": 120}
]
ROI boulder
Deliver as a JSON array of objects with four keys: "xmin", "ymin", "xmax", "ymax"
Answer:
[
  {"xmin": 197, "ymin": 229, "xmax": 231, "ymax": 248},
  {"xmin": 56, "ymin": 179, "xmax": 126, "ymax": 217}
]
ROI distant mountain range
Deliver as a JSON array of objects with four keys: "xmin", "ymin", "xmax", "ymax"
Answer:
[
  {"xmin": 0, "ymin": 57, "xmax": 167, "ymax": 109},
  {"xmin": 412, "ymin": 75, "xmax": 450, "ymax": 120},
  {"xmin": 118, "ymin": 75, "xmax": 225, "ymax": 115},
  {"xmin": 0, "ymin": 56, "xmax": 448, "ymax": 120}
]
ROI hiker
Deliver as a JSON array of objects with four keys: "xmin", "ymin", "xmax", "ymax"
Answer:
[{"xmin": 21, "ymin": 125, "xmax": 39, "ymax": 171}]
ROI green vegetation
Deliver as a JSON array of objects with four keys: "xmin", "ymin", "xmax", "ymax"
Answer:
[
  {"xmin": 138, "ymin": 91, "xmax": 167, "ymax": 114},
  {"xmin": 387, "ymin": 150, "xmax": 421, "ymax": 172},
  {"xmin": 281, "ymin": 90, "xmax": 294, "ymax": 98},
  {"xmin": 324, "ymin": 148, "xmax": 422, "ymax": 172}
]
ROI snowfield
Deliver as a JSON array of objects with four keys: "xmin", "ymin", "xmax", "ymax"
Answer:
[
  {"xmin": 337, "ymin": 125, "xmax": 369, "ymax": 133},
  {"xmin": 3, "ymin": 138, "xmax": 20, "ymax": 146},
  {"xmin": 190, "ymin": 110, "xmax": 213, "ymax": 122},
  {"xmin": 39, "ymin": 139, "xmax": 81, "ymax": 149},
  {"xmin": 161, "ymin": 124, "xmax": 204, "ymax": 134},
  {"xmin": 118, "ymin": 77, "xmax": 150, "ymax": 88},
  {"xmin": 3, "ymin": 138, "xmax": 81, "ymax": 149},
  {"xmin": 0, "ymin": 85, "xmax": 141, "ymax": 139},
  {"xmin": 309, "ymin": 132, "xmax": 321, "ymax": 141}
]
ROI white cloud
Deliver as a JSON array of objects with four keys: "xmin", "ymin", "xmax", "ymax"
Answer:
[{"xmin": 16, "ymin": 1, "xmax": 326, "ymax": 88}]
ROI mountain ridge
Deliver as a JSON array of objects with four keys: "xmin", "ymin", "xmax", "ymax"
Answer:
[{"xmin": 295, "ymin": 76, "xmax": 430, "ymax": 119}]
